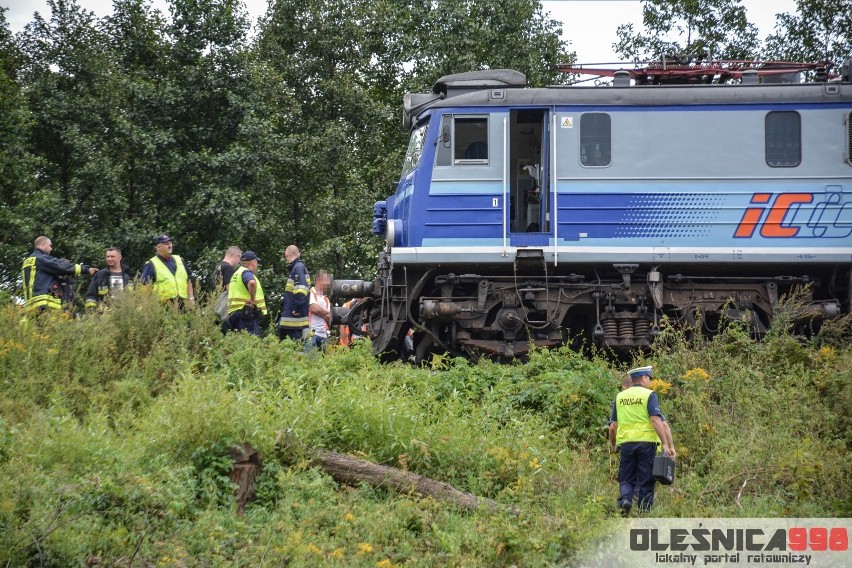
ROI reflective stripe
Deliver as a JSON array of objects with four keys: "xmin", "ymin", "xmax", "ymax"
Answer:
[
  {"xmin": 279, "ymin": 316, "xmax": 309, "ymax": 327},
  {"xmin": 21, "ymin": 257, "xmax": 36, "ymax": 301},
  {"xmin": 27, "ymin": 294, "xmax": 62, "ymax": 309},
  {"xmin": 22, "ymin": 256, "xmax": 61, "ymax": 310}
]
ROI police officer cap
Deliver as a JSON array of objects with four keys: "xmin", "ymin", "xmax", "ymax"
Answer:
[
  {"xmin": 155, "ymin": 234, "xmax": 173, "ymax": 244},
  {"xmin": 628, "ymin": 366, "xmax": 653, "ymax": 379},
  {"xmin": 241, "ymin": 250, "xmax": 261, "ymax": 262}
]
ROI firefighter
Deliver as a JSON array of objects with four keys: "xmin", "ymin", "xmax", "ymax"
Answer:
[
  {"xmin": 277, "ymin": 245, "xmax": 311, "ymax": 341},
  {"xmin": 140, "ymin": 234, "xmax": 195, "ymax": 308},
  {"xmin": 84, "ymin": 247, "xmax": 135, "ymax": 308},
  {"xmin": 610, "ymin": 366, "xmax": 676, "ymax": 515},
  {"xmin": 21, "ymin": 236, "xmax": 97, "ymax": 311},
  {"xmin": 221, "ymin": 251, "xmax": 267, "ymax": 336}
]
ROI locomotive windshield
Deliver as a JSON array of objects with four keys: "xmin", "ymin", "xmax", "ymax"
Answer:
[{"xmin": 401, "ymin": 123, "xmax": 427, "ymax": 175}]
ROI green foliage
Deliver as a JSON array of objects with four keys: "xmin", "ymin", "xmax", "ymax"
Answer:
[
  {"xmin": 762, "ymin": 0, "xmax": 852, "ymax": 71},
  {"xmin": 615, "ymin": 0, "xmax": 761, "ymax": 62},
  {"xmin": 2, "ymin": 0, "xmax": 572, "ymax": 292},
  {"xmin": 0, "ymin": 290, "xmax": 848, "ymax": 565}
]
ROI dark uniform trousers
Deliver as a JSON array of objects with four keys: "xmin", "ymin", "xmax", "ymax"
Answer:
[{"xmin": 618, "ymin": 441, "xmax": 658, "ymax": 512}]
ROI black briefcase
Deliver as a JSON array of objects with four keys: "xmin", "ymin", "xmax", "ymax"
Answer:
[{"xmin": 653, "ymin": 453, "xmax": 675, "ymax": 485}]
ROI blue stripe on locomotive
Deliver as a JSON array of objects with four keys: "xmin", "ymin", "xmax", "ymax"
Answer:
[{"xmin": 387, "ymin": 103, "xmax": 852, "ymax": 261}]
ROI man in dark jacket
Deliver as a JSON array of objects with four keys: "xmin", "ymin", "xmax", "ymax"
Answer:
[
  {"xmin": 213, "ymin": 246, "xmax": 242, "ymax": 320},
  {"xmin": 278, "ymin": 245, "xmax": 311, "ymax": 341},
  {"xmin": 84, "ymin": 247, "xmax": 135, "ymax": 308},
  {"xmin": 21, "ymin": 236, "xmax": 97, "ymax": 311}
]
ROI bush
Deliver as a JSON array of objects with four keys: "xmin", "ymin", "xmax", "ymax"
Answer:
[{"xmin": 0, "ymin": 290, "xmax": 848, "ymax": 565}]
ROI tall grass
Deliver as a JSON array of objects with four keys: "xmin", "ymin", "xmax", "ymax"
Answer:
[{"xmin": 0, "ymin": 291, "xmax": 849, "ymax": 566}]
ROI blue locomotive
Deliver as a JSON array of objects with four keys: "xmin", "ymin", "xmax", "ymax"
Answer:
[{"xmin": 333, "ymin": 60, "xmax": 852, "ymax": 361}]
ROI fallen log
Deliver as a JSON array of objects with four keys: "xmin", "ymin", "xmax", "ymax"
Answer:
[
  {"xmin": 228, "ymin": 435, "xmax": 560, "ymax": 523},
  {"xmin": 310, "ymin": 446, "xmax": 519, "ymax": 516}
]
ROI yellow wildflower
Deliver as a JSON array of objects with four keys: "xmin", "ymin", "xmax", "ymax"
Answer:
[
  {"xmin": 649, "ymin": 378, "xmax": 672, "ymax": 395},
  {"xmin": 818, "ymin": 346, "xmax": 836, "ymax": 360},
  {"xmin": 487, "ymin": 447, "xmax": 511, "ymax": 462},
  {"xmin": 357, "ymin": 542, "xmax": 374, "ymax": 555},
  {"xmin": 376, "ymin": 560, "xmax": 394, "ymax": 568},
  {"xmin": 344, "ymin": 512, "xmax": 355, "ymax": 522},
  {"xmin": 528, "ymin": 457, "xmax": 541, "ymax": 470},
  {"xmin": 683, "ymin": 368, "xmax": 710, "ymax": 381},
  {"xmin": 330, "ymin": 549, "xmax": 344, "ymax": 559},
  {"xmin": 304, "ymin": 543, "xmax": 323, "ymax": 555}
]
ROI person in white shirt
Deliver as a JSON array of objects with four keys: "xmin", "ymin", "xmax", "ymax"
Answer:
[{"xmin": 308, "ymin": 270, "xmax": 331, "ymax": 349}]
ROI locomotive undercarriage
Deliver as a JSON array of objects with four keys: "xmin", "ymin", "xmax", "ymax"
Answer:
[{"xmin": 332, "ymin": 256, "xmax": 846, "ymax": 362}]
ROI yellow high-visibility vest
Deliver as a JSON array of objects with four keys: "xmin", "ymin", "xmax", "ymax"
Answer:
[
  {"xmin": 615, "ymin": 386, "xmax": 661, "ymax": 447},
  {"xmin": 227, "ymin": 266, "xmax": 267, "ymax": 315},
  {"xmin": 149, "ymin": 255, "xmax": 188, "ymax": 301}
]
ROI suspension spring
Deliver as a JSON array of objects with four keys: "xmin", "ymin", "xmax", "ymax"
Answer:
[
  {"xmin": 634, "ymin": 319, "xmax": 651, "ymax": 337},
  {"xmin": 602, "ymin": 319, "xmax": 619, "ymax": 338}
]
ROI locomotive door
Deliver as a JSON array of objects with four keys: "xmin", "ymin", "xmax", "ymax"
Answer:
[{"xmin": 508, "ymin": 109, "xmax": 550, "ymax": 240}]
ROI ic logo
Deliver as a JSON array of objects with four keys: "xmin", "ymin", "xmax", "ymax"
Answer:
[
  {"xmin": 734, "ymin": 192, "xmax": 813, "ymax": 238},
  {"xmin": 734, "ymin": 189, "xmax": 852, "ymax": 239}
]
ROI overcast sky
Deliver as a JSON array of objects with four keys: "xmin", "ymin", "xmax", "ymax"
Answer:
[{"xmin": 3, "ymin": 0, "xmax": 797, "ymax": 64}]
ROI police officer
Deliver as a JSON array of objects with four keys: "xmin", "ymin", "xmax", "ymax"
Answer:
[
  {"xmin": 222, "ymin": 251, "xmax": 267, "ymax": 336},
  {"xmin": 610, "ymin": 366, "xmax": 676, "ymax": 514},
  {"xmin": 278, "ymin": 245, "xmax": 311, "ymax": 341},
  {"xmin": 21, "ymin": 236, "xmax": 97, "ymax": 311},
  {"xmin": 84, "ymin": 247, "xmax": 135, "ymax": 308},
  {"xmin": 140, "ymin": 234, "xmax": 195, "ymax": 308},
  {"xmin": 609, "ymin": 376, "xmax": 673, "ymax": 454}
]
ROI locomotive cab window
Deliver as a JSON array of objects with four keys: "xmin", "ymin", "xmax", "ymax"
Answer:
[
  {"xmin": 436, "ymin": 115, "xmax": 489, "ymax": 166},
  {"xmin": 765, "ymin": 111, "xmax": 801, "ymax": 167},
  {"xmin": 401, "ymin": 122, "xmax": 428, "ymax": 175},
  {"xmin": 580, "ymin": 113, "xmax": 611, "ymax": 167}
]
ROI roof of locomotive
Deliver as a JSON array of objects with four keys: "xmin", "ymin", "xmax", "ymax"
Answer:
[
  {"xmin": 434, "ymin": 81, "xmax": 849, "ymax": 106},
  {"xmin": 403, "ymin": 65, "xmax": 852, "ymax": 127}
]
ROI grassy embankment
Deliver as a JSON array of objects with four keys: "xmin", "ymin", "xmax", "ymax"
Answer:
[{"xmin": 0, "ymin": 289, "xmax": 849, "ymax": 566}]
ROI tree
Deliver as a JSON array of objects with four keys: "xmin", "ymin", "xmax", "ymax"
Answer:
[
  {"xmin": 614, "ymin": 0, "xmax": 760, "ymax": 63},
  {"xmin": 406, "ymin": 0, "xmax": 572, "ymax": 89},
  {"xmin": 160, "ymin": 0, "xmax": 256, "ymax": 277},
  {"xmin": 3, "ymin": 0, "xmax": 575, "ymax": 291},
  {"xmin": 254, "ymin": 0, "xmax": 573, "ymax": 279},
  {"xmin": 16, "ymin": 0, "xmax": 117, "ymax": 267},
  {"xmin": 97, "ymin": 0, "xmax": 175, "ymax": 269},
  {"xmin": 255, "ymin": 0, "xmax": 414, "ymax": 279},
  {"xmin": 0, "ymin": 8, "xmax": 42, "ymax": 286},
  {"xmin": 762, "ymin": 0, "xmax": 852, "ymax": 72}
]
